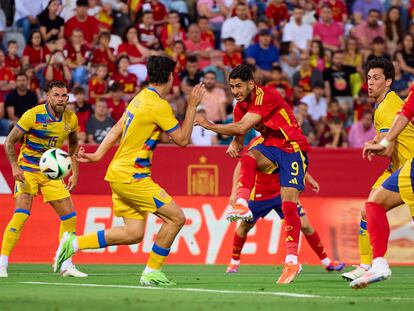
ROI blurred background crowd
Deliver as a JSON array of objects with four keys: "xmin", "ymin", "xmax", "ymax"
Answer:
[{"xmin": 0, "ymin": 0, "xmax": 412, "ymax": 147}]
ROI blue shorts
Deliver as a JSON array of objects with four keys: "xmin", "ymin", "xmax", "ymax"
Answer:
[
  {"xmin": 252, "ymin": 144, "xmax": 308, "ymax": 191},
  {"xmin": 248, "ymin": 196, "xmax": 306, "ymax": 224}
]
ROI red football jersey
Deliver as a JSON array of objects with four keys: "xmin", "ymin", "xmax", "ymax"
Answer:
[
  {"xmin": 0, "ymin": 66, "xmax": 15, "ymax": 101},
  {"xmin": 107, "ymin": 98, "xmax": 126, "ymax": 122},
  {"xmin": 91, "ymin": 48, "xmax": 115, "ymax": 74},
  {"xmin": 112, "ymin": 71, "xmax": 138, "ymax": 94},
  {"xmin": 64, "ymin": 43, "xmax": 90, "ymax": 62},
  {"xmin": 233, "ymin": 86, "xmax": 310, "ymax": 153},
  {"xmin": 117, "ymin": 43, "xmax": 143, "ymax": 64},
  {"xmin": 5, "ymin": 55, "xmax": 21, "ymax": 71},
  {"xmin": 401, "ymin": 84, "xmax": 414, "ymax": 121},
  {"xmin": 64, "ymin": 15, "xmax": 99, "ymax": 42},
  {"xmin": 23, "ymin": 45, "xmax": 49, "ymax": 65},
  {"xmin": 88, "ymin": 76, "xmax": 107, "ymax": 104},
  {"xmin": 265, "ymin": 3, "xmax": 289, "ymax": 26},
  {"xmin": 223, "ymin": 52, "xmax": 243, "ymax": 68}
]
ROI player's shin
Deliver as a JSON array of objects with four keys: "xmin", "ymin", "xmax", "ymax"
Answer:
[
  {"xmin": 144, "ymin": 244, "xmax": 171, "ymax": 274},
  {"xmin": 304, "ymin": 230, "xmax": 327, "ymax": 262},
  {"xmin": 59, "ymin": 212, "xmax": 77, "ymax": 240},
  {"xmin": 236, "ymin": 155, "xmax": 257, "ymax": 206},
  {"xmin": 282, "ymin": 201, "xmax": 301, "ymax": 264},
  {"xmin": 77, "ymin": 230, "xmax": 107, "ymax": 250},
  {"xmin": 358, "ymin": 219, "xmax": 372, "ymax": 269},
  {"xmin": 1, "ymin": 209, "xmax": 30, "ymax": 264},
  {"xmin": 366, "ymin": 202, "xmax": 389, "ymax": 260}
]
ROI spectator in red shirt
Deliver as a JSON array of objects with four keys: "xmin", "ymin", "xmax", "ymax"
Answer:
[
  {"xmin": 198, "ymin": 16, "xmax": 215, "ymax": 48},
  {"xmin": 44, "ymin": 50, "xmax": 72, "ymax": 83},
  {"xmin": 5, "ymin": 40, "xmax": 21, "ymax": 75},
  {"xmin": 159, "ymin": 10, "xmax": 186, "ymax": 53},
  {"xmin": 171, "ymin": 40, "xmax": 187, "ymax": 74},
  {"xmin": 149, "ymin": 0, "xmax": 168, "ymax": 27},
  {"xmin": 22, "ymin": 30, "xmax": 50, "ymax": 75},
  {"xmin": 23, "ymin": 64, "xmax": 41, "ymax": 100},
  {"xmin": 222, "ymin": 37, "xmax": 243, "ymax": 69},
  {"xmin": 111, "ymin": 55, "xmax": 139, "ymax": 101},
  {"xmin": 72, "ymin": 86, "xmax": 93, "ymax": 144},
  {"xmin": 184, "ymin": 23, "xmax": 214, "ymax": 69},
  {"xmin": 265, "ymin": 0, "xmax": 289, "ymax": 29},
  {"xmin": 0, "ymin": 50, "xmax": 16, "ymax": 129},
  {"xmin": 137, "ymin": 11, "xmax": 160, "ymax": 50},
  {"xmin": 118, "ymin": 26, "xmax": 152, "ymax": 82},
  {"xmin": 88, "ymin": 64, "xmax": 109, "ymax": 105},
  {"xmin": 65, "ymin": 28, "xmax": 90, "ymax": 87},
  {"xmin": 64, "ymin": 0, "xmax": 99, "ymax": 44},
  {"xmin": 91, "ymin": 31, "xmax": 116, "ymax": 75},
  {"xmin": 106, "ymin": 82, "xmax": 126, "ymax": 122}
]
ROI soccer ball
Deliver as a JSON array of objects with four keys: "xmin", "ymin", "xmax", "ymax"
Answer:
[{"xmin": 39, "ymin": 148, "xmax": 72, "ymax": 180}]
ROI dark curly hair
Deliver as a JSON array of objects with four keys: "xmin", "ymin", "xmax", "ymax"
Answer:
[{"xmin": 147, "ymin": 56, "xmax": 176, "ymax": 84}]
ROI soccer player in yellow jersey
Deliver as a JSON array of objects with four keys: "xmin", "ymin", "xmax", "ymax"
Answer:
[
  {"xmin": 53, "ymin": 56, "xmax": 205, "ymax": 285},
  {"xmin": 342, "ymin": 58, "xmax": 414, "ymax": 281},
  {"xmin": 0, "ymin": 80, "xmax": 87, "ymax": 278}
]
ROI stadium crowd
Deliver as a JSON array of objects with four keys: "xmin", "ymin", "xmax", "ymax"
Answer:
[{"xmin": 0, "ymin": 0, "xmax": 412, "ymax": 147}]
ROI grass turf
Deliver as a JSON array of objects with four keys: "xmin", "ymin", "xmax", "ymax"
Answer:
[{"xmin": 0, "ymin": 264, "xmax": 413, "ymax": 311}]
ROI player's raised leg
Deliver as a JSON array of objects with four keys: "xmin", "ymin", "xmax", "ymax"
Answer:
[
  {"xmin": 0, "ymin": 193, "xmax": 33, "ymax": 277},
  {"xmin": 50, "ymin": 196, "xmax": 87, "ymax": 277}
]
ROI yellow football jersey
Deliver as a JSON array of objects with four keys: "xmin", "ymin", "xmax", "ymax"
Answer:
[
  {"xmin": 105, "ymin": 87, "xmax": 179, "ymax": 183},
  {"xmin": 16, "ymin": 104, "xmax": 78, "ymax": 172},
  {"xmin": 374, "ymin": 91, "xmax": 414, "ymax": 171}
]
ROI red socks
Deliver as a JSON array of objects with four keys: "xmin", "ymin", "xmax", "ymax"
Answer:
[
  {"xmin": 304, "ymin": 231, "xmax": 327, "ymax": 260},
  {"xmin": 282, "ymin": 201, "xmax": 301, "ymax": 256},
  {"xmin": 236, "ymin": 155, "xmax": 257, "ymax": 202},
  {"xmin": 366, "ymin": 202, "xmax": 389, "ymax": 258},
  {"xmin": 231, "ymin": 233, "xmax": 247, "ymax": 261}
]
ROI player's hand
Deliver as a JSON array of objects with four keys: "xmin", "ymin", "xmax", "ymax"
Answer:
[
  {"xmin": 77, "ymin": 146, "xmax": 100, "ymax": 163},
  {"xmin": 187, "ymin": 82, "xmax": 206, "ymax": 108},
  {"xmin": 194, "ymin": 115, "xmax": 214, "ymax": 129},
  {"xmin": 12, "ymin": 164, "xmax": 25, "ymax": 182},
  {"xmin": 306, "ymin": 175, "xmax": 320, "ymax": 193},
  {"xmin": 66, "ymin": 175, "xmax": 77, "ymax": 192},
  {"xmin": 226, "ymin": 140, "xmax": 242, "ymax": 158},
  {"xmin": 363, "ymin": 142, "xmax": 386, "ymax": 160}
]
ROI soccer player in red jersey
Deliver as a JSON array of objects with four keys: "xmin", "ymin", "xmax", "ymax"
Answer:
[
  {"xmin": 195, "ymin": 64, "xmax": 310, "ymax": 283},
  {"xmin": 226, "ymin": 137, "xmax": 345, "ymax": 274},
  {"xmin": 352, "ymin": 85, "xmax": 414, "ymax": 289}
]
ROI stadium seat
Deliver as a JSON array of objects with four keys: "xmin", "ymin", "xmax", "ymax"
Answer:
[{"xmin": 109, "ymin": 34, "xmax": 122, "ymax": 51}]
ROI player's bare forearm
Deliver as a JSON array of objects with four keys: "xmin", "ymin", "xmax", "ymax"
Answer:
[
  {"xmin": 385, "ymin": 114, "xmax": 410, "ymax": 142},
  {"xmin": 68, "ymin": 132, "xmax": 79, "ymax": 177},
  {"xmin": 95, "ymin": 118, "xmax": 123, "ymax": 159},
  {"xmin": 207, "ymin": 122, "xmax": 247, "ymax": 135},
  {"xmin": 4, "ymin": 127, "xmax": 23, "ymax": 166}
]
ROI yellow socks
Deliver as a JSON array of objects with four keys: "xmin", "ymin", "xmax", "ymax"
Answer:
[
  {"xmin": 145, "ymin": 244, "xmax": 170, "ymax": 271},
  {"xmin": 1, "ymin": 209, "xmax": 30, "ymax": 257},
  {"xmin": 358, "ymin": 219, "xmax": 372, "ymax": 266},
  {"xmin": 59, "ymin": 212, "xmax": 77, "ymax": 241},
  {"xmin": 78, "ymin": 230, "xmax": 107, "ymax": 250}
]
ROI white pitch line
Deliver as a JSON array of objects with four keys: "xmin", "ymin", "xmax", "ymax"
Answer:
[{"xmin": 20, "ymin": 281, "xmax": 319, "ymax": 298}]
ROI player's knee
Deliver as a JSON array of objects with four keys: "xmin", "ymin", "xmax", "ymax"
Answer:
[{"xmin": 127, "ymin": 232, "xmax": 144, "ymax": 244}]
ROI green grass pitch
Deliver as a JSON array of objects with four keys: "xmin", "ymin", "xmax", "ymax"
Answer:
[{"xmin": 0, "ymin": 264, "xmax": 413, "ymax": 311}]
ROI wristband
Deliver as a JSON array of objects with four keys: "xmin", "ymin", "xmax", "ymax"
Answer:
[{"xmin": 379, "ymin": 138, "xmax": 390, "ymax": 148}]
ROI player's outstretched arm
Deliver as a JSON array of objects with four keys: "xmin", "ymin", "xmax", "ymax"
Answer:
[
  {"xmin": 226, "ymin": 135, "xmax": 244, "ymax": 158},
  {"xmin": 66, "ymin": 131, "xmax": 79, "ymax": 192},
  {"xmin": 4, "ymin": 127, "xmax": 25, "ymax": 182},
  {"xmin": 363, "ymin": 114, "xmax": 410, "ymax": 160},
  {"xmin": 77, "ymin": 118, "xmax": 124, "ymax": 163},
  {"xmin": 169, "ymin": 83, "xmax": 205, "ymax": 146},
  {"xmin": 305, "ymin": 173, "xmax": 320, "ymax": 193},
  {"xmin": 195, "ymin": 112, "xmax": 261, "ymax": 136}
]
